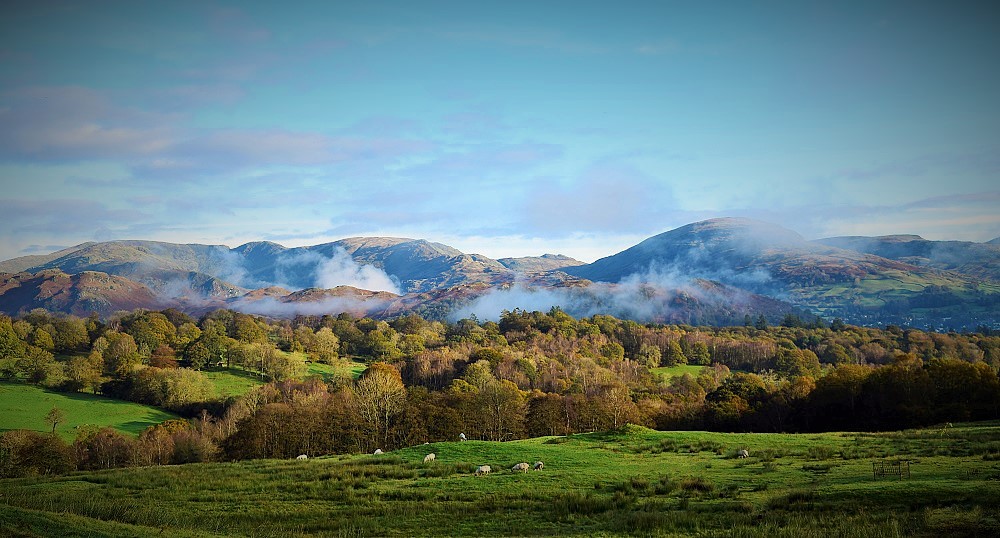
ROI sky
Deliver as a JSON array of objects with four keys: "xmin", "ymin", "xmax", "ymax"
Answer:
[{"xmin": 1, "ymin": 0, "xmax": 998, "ymax": 263}]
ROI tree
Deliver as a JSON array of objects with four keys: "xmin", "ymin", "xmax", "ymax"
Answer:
[
  {"xmin": 103, "ymin": 332, "xmax": 141, "ymax": 377},
  {"xmin": 44, "ymin": 407, "xmax": 66, "ymax": 434},
  {"xmin": 475, "ymin": 379, "xmax": 526, "ymax": 441},
  {"xmin": 662, "ymin": 340, "xmax": 687, "ymax": 367},
  {"xmin": 66, "ymin": 350, "xmax": 105, "ymax": 393},
  {"xmin": 311, "ymin": 327, "xmax": 339, "ymax": 363},
  {"xmin": 636, "ymin": 344, "xmax": 661, "ymax": 369},
  {"xmin": 689, "ymin": 341, "xmax": 711, "ymax": 366},
  {"xmin": 354, "ymin": 363, "xmax": 407, "ymax": 448}
]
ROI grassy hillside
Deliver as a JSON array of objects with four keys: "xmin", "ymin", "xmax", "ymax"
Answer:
[
  {"xmin": 2, "ymin": 422, "xmax": 998, "ymax": 536},
  {"xmin": 0, "ymin": 382, "xmax": 178, "ymax": 441},
  {"xmin": 201, "ymin": 367, "xmax": 266, "ymax": 398}
]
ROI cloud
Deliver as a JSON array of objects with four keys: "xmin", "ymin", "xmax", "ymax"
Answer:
[
  {"xmin": 315, "ymin": 247, "xmax": 401, "ymax": 294},
  {"xmin": 524, "ymin": 161, "xmax": 677, "ymax": 235},
  {"xmin": 230, "ymin": 295, "xmax": 390, "ymax": 318},
  {"xmin": 399, "ymin": 142, "xmax": 562, "ymax": 183},
  {"xmin": 453, "ymin": 264, "xmax": 770, "ymax": 324},
  {"xmin": 0, "ymin": 86, "xmax": 177, "ymax": 161},
  {"xmin": 0, "ymin": 198, "xmax": 147, "ymax": 234}
]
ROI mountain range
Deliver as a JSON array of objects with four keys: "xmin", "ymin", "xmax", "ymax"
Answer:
[{"xmin": 1, "ymin": 218, "xmax": 997, "ymax": 329}]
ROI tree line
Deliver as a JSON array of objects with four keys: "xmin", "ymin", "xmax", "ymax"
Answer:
[{"xmin": 1, "ymin": 306, "xmax": 999, "ymax": 476}]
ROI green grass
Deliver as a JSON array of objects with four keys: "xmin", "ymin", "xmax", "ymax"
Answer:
[
  {"xmin": 307, "ymin": 357, "xmax": 367, "ymax": 381},
  {"xmin": 651, "ymin": 364, "xmax": 705, "ymax": 380},
  {"xmin": 3, "ymin": 421, "xmax": 999, "ymax": 536},
  {"xmin": 202, "ymin": 356, "xmax": 368, "ymax": 399},
  {"xmin": 201, "ymin": 367, "xmax": 266, "ymax": 398},
  {"xmin": 0, "ymin": 382, "xmax": 178, "ymax": 441}
]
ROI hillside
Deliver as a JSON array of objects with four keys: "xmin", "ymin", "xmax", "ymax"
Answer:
[
  {"xmin": 565, "ymin": 218, "xmax": 999, "ymax": 328},
  {"xmin": 2, "ymin": 423, "xmax": 997, "ymax": 536},
  {"xmin": 498, "ymin": 254, "xmax": 585, "ymax": 273},
  {"xmin": 816, "ymin": 234, "xmax": 1000, "ymax": 282},
  {"xmin": 0, "ymin": 269, "xmax": 164, "ymax": 317},
  {"xmin": 0, "ymin": 382, "xmax": 178, "ymax": 441}
]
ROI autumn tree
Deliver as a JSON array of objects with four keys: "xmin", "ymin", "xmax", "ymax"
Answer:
[
  {"xmin": 44, "ymin": 406, "xmax": 67, "ymax": 434},
  {"xmin": 354, "ymin": 363, "xmax": 407, "ymax": 448}
]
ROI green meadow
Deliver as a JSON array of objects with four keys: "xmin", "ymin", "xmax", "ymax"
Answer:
[
  {"xmin": 0, "ymin": 382, "xmax": 178, "ymax": 441},
  {"xmin": 2, "ymin": 422, "xmax": 998, "ymax": 537},
  {"xmin": 651, "ymin": 364, "xmax": 705, "ymax": 380}
]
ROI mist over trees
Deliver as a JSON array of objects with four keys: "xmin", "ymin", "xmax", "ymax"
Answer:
[{"xmin": 2, "ymin": 305, "xmax": 999, "ymax": 476}]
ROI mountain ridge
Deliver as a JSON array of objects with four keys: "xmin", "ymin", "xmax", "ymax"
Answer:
[{"xmin": 1, "ymin": 217, "xmax": 997, "ymax": 329}]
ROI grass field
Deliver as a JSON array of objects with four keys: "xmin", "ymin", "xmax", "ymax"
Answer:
[
  {"xmin": 201, "ymin": 367, "xmax": 266, "ymax": 398},
  {"xmin": 2, "ymin": 421, "xmax": 998, "ymax": 536},
  {"xmin": 307, "ymin": 357, "xmax": 368, "ymax": 381},
  {"xmin": 0, "ymin": 382, "xmax": 178, "ymax": 441},
  {"xmin": 203, "ymin": 356, "xmax": 368, "ymax": 399},
  {"xmin": 650, "ymin": 364, "xmax": 705, "ymax": 380}
]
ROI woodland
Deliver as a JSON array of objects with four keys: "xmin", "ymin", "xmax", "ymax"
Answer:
[{"xmin": 2, "ymin": 306, "xmax": 999, "ymax": 477}]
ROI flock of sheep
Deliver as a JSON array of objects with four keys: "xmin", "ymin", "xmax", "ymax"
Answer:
[{"xmin": 297, "ymin": 434, "xmax": 748, "ymax": 475}]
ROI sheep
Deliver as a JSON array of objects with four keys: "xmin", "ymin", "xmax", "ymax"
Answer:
[
  {"xmin": 373, "ymin": 449, "xmax": 383, "ymax": 455},
  {"xmin": 475, "ymin": 465, "xmax": 492, "ymax": 476},
  {"xmin": 511, "ymin": 462, "xmax": 530, "ymax": 473},
  {"xmin": 296, "ymin": 454, "xmax": 308, "ymax": 460},
  {"xmin": 533, "ymin": 461, "xmax": 544, "ymax": 471},
  {"xmin": 459, "ymin": 432, "xmax": 467, "ymax": 441},
  {"xmin": 423, "ymin": 453, "xmax": 436, "ymax": 463},
  {"xmin": 737, "ymin": 449, "xmax": 749, "ymax": 459}
]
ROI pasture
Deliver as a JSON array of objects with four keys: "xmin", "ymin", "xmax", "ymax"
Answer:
[
  {"xmin": 1, "ymin": 422, "xmax": 999, "ymax": 536},
  {"xmin": 0, "ymin": 382, "xmax": 178, "ymax": 441}
]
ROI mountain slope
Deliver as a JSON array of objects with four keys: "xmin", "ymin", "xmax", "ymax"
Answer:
[
  {"xmin": 815, "ymin": 235, "xmax": 1000, "ymax": 282},
  {"xmin": 566, "ymin": 218, "xmax": 998, "ymax": 327},
  {"xmin": 0, "ymin": 243, "xmax": 95, "ymax": 273},
  {"xmin": 498, "ymin": 254, "xmax": 585, "ymax": 273},
  {"xmin": 0, "ymin": 269, "xmax": 163, "ymax": 317}
]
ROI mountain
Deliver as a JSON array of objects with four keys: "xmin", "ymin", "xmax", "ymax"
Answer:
[
  {"xmin": 1, "ymin": 219, "xmax": 997, "ymax": 329},
  {"xmin": 0, "ymin": 243, "xmax": 95, "ymax": 273},
  {"xmin": 0, "ymin": 240, "xmax": 246, "ymax": 300},
  {"xmin": 565, "ymin": 218, "xmax": 998, "ymax": 328},
  {"xmin": 0, "ymin": 269, "xmax": 163, "ymax": 317},
  {"xmin": 497, "ymin": 254, "xmax": 585, "ymax": 273},
  {"xmin": 815, "ymin": 235, "xmax": 1000, "ymax": 282}
]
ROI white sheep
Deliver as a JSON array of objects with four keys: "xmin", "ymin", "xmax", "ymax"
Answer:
[
  {"xmin": 373, "ymin": 449, "xmax": 383, "ymax": 455},
  {"xmin": 475, "ymin": 465, "xmax": 492, "ymax": 476},
  {"xmin": 424, "ymin": 453, "xmax": 436, "ymax": 463},
  {"xmin": 737, "ymin": 449, "xmax": 749, "ymax": 459},
  {"xmin": 296, "ymin": 454, "xmax": 308, "ymax": 460},
  {"xmin": 533, "ymin": 461, "xmax": 544, "ymax": 471},
  {"xmin": 511, "ymin": 462, "xmax": 530, "ymax": 473},
  {"xmin": 459, "ymin": 432, "xmax": 467, "ymax": 441}
]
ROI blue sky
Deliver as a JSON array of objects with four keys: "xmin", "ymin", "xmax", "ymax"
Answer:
[{"xmin": 1, "ymin": 0, "xmax": 998, "ymax": 263}]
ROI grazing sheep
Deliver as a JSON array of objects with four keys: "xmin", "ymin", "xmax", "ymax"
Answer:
[
  {"xmin": 475, "ymin": 465, "xmax": 492, "ymax": 476},
  {"xmin": 533, "ymin": 461, "xmax": 544, "ymax": 471},
  {"xmin": 511, "ymin": 462, "xmax": 530, "ymax": 473},
  {"xmin": 373, "ymin": 449, "xmax": 383, "ymax": 455},
  {"xmin": 459, "ymin": 432, "xmax": 467, "ymax": 441},
  {"xmin": 424, "ymin": 453, "xmax": 436, "ymax": 463},
  {"xmin": 737, "ymin": 449, "xmax": 749, "ymax": 459},
  {"xmin": 296, "ymin": 454, "xmax": 308, "ymax": 460}
]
